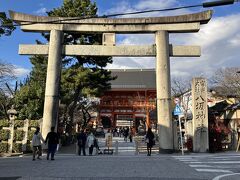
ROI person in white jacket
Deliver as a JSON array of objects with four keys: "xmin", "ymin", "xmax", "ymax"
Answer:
[
  {"xmin": 32, "ymin": 127, "xmax": 44, "ymax": 160},
  {"xmin": 86, "ymin": 132, "xmax": 95, "ymax": 155}
]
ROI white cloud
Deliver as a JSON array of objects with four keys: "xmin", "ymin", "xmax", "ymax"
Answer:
[
  {"xmin": 105, "ymin": 0, "xmax": 190, "ymax": 18},
  {"xmin": 107, "ymin": 9, "xmax": 240, "ymax": 80},
  {"xmin": 105, "ymin": 1, "xmax": 134, "ymax": 16},
  {"xmin": 135, "ymin": 0, "xmax": 178, "ymax": 10},
  {"xmin": 13, "ymin": 67, "xmax": 30, "ymax": 77},
  {"xmin": 34, "ymin": 7, "xmax": 47, "ymax": 16},
  {"xmin": 170, "ymin": 13, "xmax": 240, "ymax": 78},
  {"xmin": 229, "ymin": 34, "xmax": 240, "ymax": 47},
  {"xmin": 108, "ymin": 57, "xmax": 155, "ymax": 69},
  {"xmin": 117, "ymin": 34, "xmax": 154, "ymax": 45}
]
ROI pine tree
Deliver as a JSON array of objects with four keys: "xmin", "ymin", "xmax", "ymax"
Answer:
[{"xmin": 0, "ymin": 12, "xmax": 15, "ymax": 37}]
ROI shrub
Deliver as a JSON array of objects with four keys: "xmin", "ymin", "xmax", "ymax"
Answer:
[
  {"xmin": 28, "ymin": 130, "xmax": 35, "ymax": 141},
  {"xmin": 14, "ymin": 120, "xmax": 24, "ymax": 128},
  {"xmin": 29, "ymin": 120, "xmax": 39, "ymax": 128},
  {"xmin": 14, "ymin": 130, "xmax": 25, "ymax": 141},
  {"xmin": 26, "ymin": 142, "xmax": 33, "ymax": 152},
  {"xmin": 0, "ymin": 120, "xmax": 10, "ymax": 128},
  {"xmin": 0, "ymin": 129, "xmax": 10, "ymax": 141},
  {"xmin": 0, "ymin": 143, "xmax": 8, "ymax": 153},
  {"xmin": 12, "ymin": 143, "xmax": 22, "ymax": 153}
]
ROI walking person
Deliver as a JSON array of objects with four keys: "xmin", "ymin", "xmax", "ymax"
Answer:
[
  {"xmin": 145, "ymin": 128, "xmax": 155, "ymax": 156},
  {"xmin": 87, "ymin": 132, "xmax": 95, "ymax": 155},
  {"xmin": 45, "ymin": 127, "xmax": 59, "ymax": 160},
  {"xmin": 77, "ymin": 129, "xmax": 87, "ymax": 156},
  {"xmin": 32, "ymin": 127, "xmax": 44, "ymax": 161},
  {"xmin": 105, "ymin": 129, "xmax": 113, "ymax": 148},
  {"xmin": 94, "ymin": 136, "xmax": 102, "ymax": 154},
  {"xmin": 123, "ymin": 127, "xmax": 129, "ymax": 142},
  {"xmin": 129, "ymin": 127, "xmax": 134, "ymax": 143},
  {"xmin": 209, "ymin": 123, "xmax": 217, "ymax": 153}
]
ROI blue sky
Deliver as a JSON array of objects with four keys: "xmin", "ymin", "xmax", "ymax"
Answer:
[{"xmin": 0, "ymin": 0, "xmax": 240, "ymax": 79}]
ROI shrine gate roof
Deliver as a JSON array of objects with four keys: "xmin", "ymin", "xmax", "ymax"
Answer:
[{"xmin": 109, "ymin": 69, "xmax": 155, "ymax": 90}]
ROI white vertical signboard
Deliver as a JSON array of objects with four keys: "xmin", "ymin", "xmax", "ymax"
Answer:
[{"xmin": 192, "ymin": 78, "xmax": 209, "ymax": 152}]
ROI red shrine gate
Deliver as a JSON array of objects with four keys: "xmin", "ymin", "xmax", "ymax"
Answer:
[
  {"xmin": 99, "ymin": 90, "xmax": 156, "ymax": 130},
  {"xmin": 98, "ymin": 69, "xmax": 156, "ymax": 132}
]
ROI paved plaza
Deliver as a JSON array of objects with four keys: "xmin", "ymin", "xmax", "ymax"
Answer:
[
  {"xmin": 1, "ymin": 137, "xmax": 240, "ymax": 180},
  {"xmin": 1, "ymin": 152, "xmax": 240, "ymax": 180}
]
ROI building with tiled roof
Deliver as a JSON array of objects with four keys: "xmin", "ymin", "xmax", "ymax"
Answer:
[{"xmin": 98, "ymin": 69, "xmax": 157, "ymax": 132}]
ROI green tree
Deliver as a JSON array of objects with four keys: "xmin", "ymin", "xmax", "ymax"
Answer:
[
  {"xmin": 0, "ymin": 12, "xmax": 15, "ymax": 37},
  {"xmin": 14, "ymin": 55, "xmax": 47, "ymax": 119}
]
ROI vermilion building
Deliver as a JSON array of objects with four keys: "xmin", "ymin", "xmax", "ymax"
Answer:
[{"xmin": 98, "ymin": 69, "xmax": 157, "ymax": 132}]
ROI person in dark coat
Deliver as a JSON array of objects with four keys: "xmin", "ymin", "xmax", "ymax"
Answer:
[
  {"xmin": 145, "ymin": 128, "xmax": 155, "ymax": 156},
  {"xmin": 77, "ymin": 129, "xmax": 87, "ymax": 156},
  {"xmin": 45, "ymin": 127, "xmax": 59, "ymax": 160},
  {"xmin": 123, "ymin": 127, "xmax": 129, "ymax": 142},
  {"xmin": 209, "ymin": 124, "xmax": 217, "ymax": 153}
]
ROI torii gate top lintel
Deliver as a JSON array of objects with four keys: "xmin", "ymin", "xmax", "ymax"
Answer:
[
  {"xmin": 9, "ymin": 10, "xmax": 212, "ymax": 25},
  {"xmin": 9, "ymin": 10, "xmax": 212, "ymax": 33}
]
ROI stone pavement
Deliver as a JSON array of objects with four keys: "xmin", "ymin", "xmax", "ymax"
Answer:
[
  {"xmin": 1, "ymin": 152, "xmax": 240, "ymax": 180},
  {"xmin": 1, "ymin": 136, "xmax": 240, "ymax": 180},
  {"xmin": 0, "ymin": 153, "xmax": 205, "ymax": 180}
]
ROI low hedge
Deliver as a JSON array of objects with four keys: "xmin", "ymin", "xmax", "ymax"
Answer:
[
  {"xmin": 14, "ymin": 120, "xmax": 24, "ymax": 128},
  {"xmin": 0, "ymin": 129, "xmax": 10, "ymax": 141},
  {"xmin": 0, "ymin": 143, "xmax": 8, "ymax": 153},
  {"xmin": 12, "ymin": 143, "xmax": 22, "ymax": 153},
  {"xmin": 28, "ymin": 130, "xmax": 35, "ymax": 141},
  {"xmin": 29, "ymin": 120, "xmax": 39, "ymax": 128},
  {"xmin": 14, "ymin": 130, "xmax": 25, "ymax": 141},
  {"xmin": 0, "ymin": 120, "xmax": 10, "ymax": 128},
  {"xmin": 26, "ymin": 142, "xmax": 33, "ymax": 152}
]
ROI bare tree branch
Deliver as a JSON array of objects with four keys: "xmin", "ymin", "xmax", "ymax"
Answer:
[
  {"xmin": 0, "ymin": 61, "xmax": 15, "ymax": 88},
  {"xmin": 209, "ymin": 67, "xmax": 240, "ymax": 98},
  {"xmin": 171, "ymin": 77, "xmax": 191, "ymax": 97}
]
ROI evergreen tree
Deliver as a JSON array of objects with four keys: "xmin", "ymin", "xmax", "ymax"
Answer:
[
  {"xmin": 14, "ymin": 55, "xmax": 47, "ymax": 119},
  {"xmin": 0, "ymin": 12, "xmax": 15, "ymax": 37}
]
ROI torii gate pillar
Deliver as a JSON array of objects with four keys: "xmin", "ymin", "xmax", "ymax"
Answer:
[
  {"xmin": 156, "ymin": 31, "xmax": 173, "ymax": 152},
  {"xmin": 42, "ymin": 30, "xmax": 63, "ymax": 139}
]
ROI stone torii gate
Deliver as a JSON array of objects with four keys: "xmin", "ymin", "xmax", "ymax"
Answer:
[{"xmin": 10, "ymin": 10, "xmax": 212, "ymax": 152}]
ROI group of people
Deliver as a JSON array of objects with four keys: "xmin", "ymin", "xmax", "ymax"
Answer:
[
  {"xmin": 77, "ymin": 127, "xmax": 155, "ymax": 156},
  {"xmin": 112, "ymin": 127, "xmax": 134, "ymax": 143},
  {"xmin": 77, "ymin": 129, "xmax": 101, "ymax": 156},
  {"xmin": 31, "ymin": 127, "xmax": 59, "ymax": 161},
  {"xmin": 32, "ymin": 126, "xmax": 156, "ymax": 159}
]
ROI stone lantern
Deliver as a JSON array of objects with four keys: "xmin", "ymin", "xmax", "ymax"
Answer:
[
  {"xmin": 7, "ymin": 106, "xmax": 18, "ymax": 121},
  {"xmin": 7, "ymin": 106, "xmax": 18, "ymax": 154}
]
